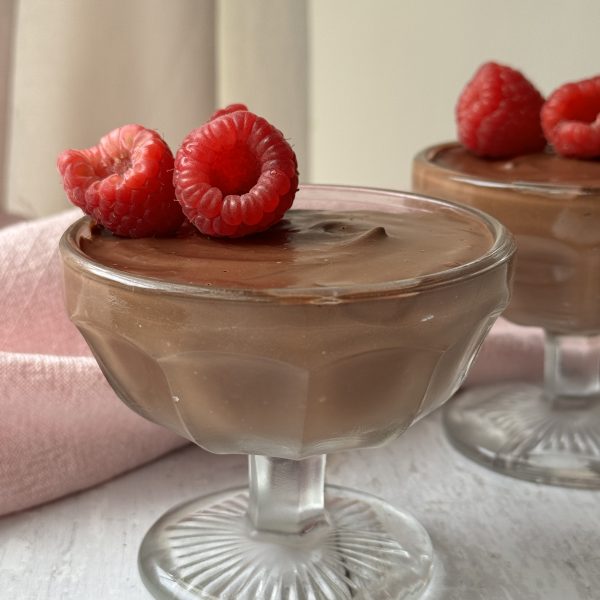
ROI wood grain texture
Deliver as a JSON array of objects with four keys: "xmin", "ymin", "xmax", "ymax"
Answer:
[{"xmin": 1, "ymin": 410, "xmax": 598, "ymax": 600}]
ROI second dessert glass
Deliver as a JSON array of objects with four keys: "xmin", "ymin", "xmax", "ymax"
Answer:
[
  {"xmin": 414, "ymin": 144, "xmax": 600, "ymax": 489},
  {"xmin": 59, "ymin": 185, "xmax": 514, "ymax": 600}
]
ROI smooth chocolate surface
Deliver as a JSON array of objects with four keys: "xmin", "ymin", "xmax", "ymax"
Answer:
[
  {"xmin": 80, "ymin": 208, "xmax": 494, "ymax": 290},
  {"xmin": 431, "ymin": 144, "xmax": 600, "ymax": 189}
]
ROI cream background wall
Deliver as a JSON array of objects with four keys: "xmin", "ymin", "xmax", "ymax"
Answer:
[{"xmin": 308, "ymin": 0, "xmax": 600, "ymax": 191}]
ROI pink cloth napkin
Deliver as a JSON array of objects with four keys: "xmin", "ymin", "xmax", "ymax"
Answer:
[
  {"xmin": 0, "ymin": 210, "xmax": 186, "ymax": 516},
  {"xmin": 0, "ymin": 209, "xmax": 544, "ymax": 516}
]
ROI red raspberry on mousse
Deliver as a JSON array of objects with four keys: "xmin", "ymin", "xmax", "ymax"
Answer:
[
  {"xmin": 456, "ymin": 62, "xmax": 546, "ymax": 158},
  {"xmin": 173, "ymin": 104, "xmax": 298, "ymax": 238},
  {"xmin": 57, "ymin": 125, "xmax": 184, "ymax": 238},
  {"xmin": 541, "ymin": 75, "xmax": 600, "ymax": 158}
]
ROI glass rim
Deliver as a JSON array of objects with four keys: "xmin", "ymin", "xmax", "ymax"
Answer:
[
  {"xmin": 59, "ymin": 183, "xmax": 516, "ymax": 303},
  {"xmin": 414, "ymin": 141, "xmax": 600, "ymax": 196}
]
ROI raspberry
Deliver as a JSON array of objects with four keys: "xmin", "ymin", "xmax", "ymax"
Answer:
[
  {"xmin": 57, "ymin": 125, "xmax": 184, "ymax": 238},
  {"xmin": 209, "ymin": 103, "xmax": 249, "ymax": 121},
  {"xmin": 541, "ymin": 75, "xmax": 600, "ymax": 158},
  {"xmin": 174, "ymin": 107, "xmax": 298, "ymax": 238},
  {"xmin": 456, "ymin": 62, "xmax": 546, "ymax": 158}
]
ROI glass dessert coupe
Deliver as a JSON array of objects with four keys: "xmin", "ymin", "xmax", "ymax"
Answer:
[
  {"xmin": 414, "ymin": 143, "xmax": 600, "ymax": 489},
  {"xmin": 59, "ymin": 185, "xmax": 514, "ymax": 600}
]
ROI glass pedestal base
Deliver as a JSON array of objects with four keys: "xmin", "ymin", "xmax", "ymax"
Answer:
[
  {"xmin": 444, "ymin": 382, "xmax": 600, "ymax": 488},
  {"xmin": 139, "ymin": 485, "xmax": 433, "ymax": 600}
]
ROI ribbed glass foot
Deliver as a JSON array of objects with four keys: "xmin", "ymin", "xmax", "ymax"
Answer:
[
  {"xmin": 444, "ymin": 382, "xmax": 600, "ymax": 488},
  {"xmin": 138, "ymin": 485, "xmax": 433, "ymax": 600}
]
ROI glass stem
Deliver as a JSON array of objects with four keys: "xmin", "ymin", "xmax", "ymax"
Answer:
[
  {"xmin": 544, "ymin": 332, "xmax": 600, "ymax": 408},
  {"xmin": 247, "ymin": 455, "xmax": 328, "ymax": 535}
]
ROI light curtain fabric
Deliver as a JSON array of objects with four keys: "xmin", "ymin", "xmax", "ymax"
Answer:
[
  {"xmin": 2, "ymin": 0, "xmax": 308, "ymax": 217},
  {"xmin": 0, "ymin": 0, "xmax": 15, "ymax": 209},
  {"xmin": 217, "ymin": 0, "xmax": 308, "ymax": 174}
]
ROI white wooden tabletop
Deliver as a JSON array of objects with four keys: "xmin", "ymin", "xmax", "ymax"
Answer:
[{"xmin": 1, "ymin": 409, "xmax": 598, "ymax": 600}]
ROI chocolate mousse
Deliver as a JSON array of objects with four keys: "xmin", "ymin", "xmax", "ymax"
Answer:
[
  {"xmin": 413, "ymin": 143, "xmax": 600, "ymax": 334},
  {"xmin": 60, "ymin": 187, "xmax": 514, "ymax": 459},
  {"xmin": 79, "ymin": 208, "xmax": 493, "ymax": 290}
]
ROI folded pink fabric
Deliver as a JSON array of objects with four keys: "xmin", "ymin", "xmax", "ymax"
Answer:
[
  {"xmin": 0, "ymin": 210, "xmax": 185, "ymax": 516},
  {"xmin": 0, "ymin": 210, "xmax": 544, "ymax": 516}
]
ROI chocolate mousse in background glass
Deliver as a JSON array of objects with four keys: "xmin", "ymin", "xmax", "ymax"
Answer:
[
  {"xmin": 413, "ymin": 143, "xmax": 600, "ymax": 488},
  {"xmin": 59, "ymin": 184, "xmax": 514, "ymax": 600}
]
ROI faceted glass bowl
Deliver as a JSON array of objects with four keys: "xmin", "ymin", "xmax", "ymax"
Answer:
[
  {"xmin": 414, "ymin": 144, "xmax": 600, "ymax": 488},
  {"xmin": 60, "ymin": 185, "xmax": 515, "ymax": 599}
]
